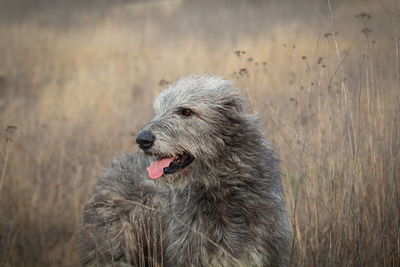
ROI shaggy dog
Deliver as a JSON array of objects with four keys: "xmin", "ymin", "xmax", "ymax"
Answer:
[{"xmin": 78, "ymin": 75, "xmax": 291, "ymax": 266}]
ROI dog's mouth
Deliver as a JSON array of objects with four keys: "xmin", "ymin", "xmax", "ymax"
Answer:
[{"xmin": 146, "ymin": 152, "xmax": 194, "ymax": 179}]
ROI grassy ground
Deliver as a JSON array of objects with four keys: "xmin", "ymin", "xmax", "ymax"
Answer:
[{"xmin": 0, "ymin": 0, "xmax": 399, "ymax": 266}]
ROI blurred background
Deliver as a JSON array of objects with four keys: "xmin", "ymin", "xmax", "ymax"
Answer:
[{"xmin": 0, "ymin": 0, "xmax": 399, "ymax": 266}]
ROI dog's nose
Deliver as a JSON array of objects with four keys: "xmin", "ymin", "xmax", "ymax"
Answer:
[{"xmin": 136, "ymin": 131, "xmax": 155, "ymax": 150}]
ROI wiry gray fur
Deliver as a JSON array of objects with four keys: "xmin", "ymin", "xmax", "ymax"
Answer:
[{"xmin": 78, "ymin": 74, "xmax": 291, "ymax": 266}]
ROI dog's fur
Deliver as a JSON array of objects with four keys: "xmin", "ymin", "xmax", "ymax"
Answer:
[{"xmin": 78, "ymin": 75, "xmax": 291, "ymax": 266}]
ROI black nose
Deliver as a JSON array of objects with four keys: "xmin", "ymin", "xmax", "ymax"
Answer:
[{"xmin": 136, "ymin": 131, "xmax": 155, "ymax": 150}]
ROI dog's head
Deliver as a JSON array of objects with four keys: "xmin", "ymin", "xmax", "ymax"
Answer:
[{"xmin": 136, "ymin": 74, "xmax": 249, "ymax": 181}]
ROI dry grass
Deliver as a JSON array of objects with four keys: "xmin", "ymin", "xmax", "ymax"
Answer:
[{"xmin": 0, "ymin": 0, "xmax": 399, "ymax": 266}]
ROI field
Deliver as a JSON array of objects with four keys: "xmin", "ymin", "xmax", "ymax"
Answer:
[{"xmin": 0, "ymin": 0, "xmax": 399, "ymax": 266}]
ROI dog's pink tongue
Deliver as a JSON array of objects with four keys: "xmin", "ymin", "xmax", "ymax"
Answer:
[{"xmin": 147, "ymin": 157, "xmax": 175, "ymax": 179}]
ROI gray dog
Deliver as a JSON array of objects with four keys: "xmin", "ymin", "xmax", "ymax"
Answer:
[{"xmin": 78, "ymin": 75, "xmax": 291, "ymax": 266}]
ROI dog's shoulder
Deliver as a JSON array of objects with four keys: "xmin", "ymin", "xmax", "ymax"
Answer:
[
  {"xmin": 78, "ymin": 152, "xmax": 163, "ymax": 266},
  {"xmin": 88, "ymin": 152, "xmax": 157, "ymax": 204}
]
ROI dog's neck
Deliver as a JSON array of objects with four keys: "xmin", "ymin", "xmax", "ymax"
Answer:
[{"xmin": 171, "ymin": 145, "xmax": 264, "ymax": 197}]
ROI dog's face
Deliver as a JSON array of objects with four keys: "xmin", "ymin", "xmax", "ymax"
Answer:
[{"xmin": 136, "ymin": 75, "xmax": 246, "ymax": 180}]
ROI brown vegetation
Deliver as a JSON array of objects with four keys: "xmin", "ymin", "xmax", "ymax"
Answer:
[{"xmin": 0, "ymin": 0, "xmax": 399, "ymax": 266}]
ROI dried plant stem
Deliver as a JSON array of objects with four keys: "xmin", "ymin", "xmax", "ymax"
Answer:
[
  {"xmin": 0, "ymin": 140, "xmax": 10, "ymax": 194},
  {"xmin": 378, "ymin": 0, "xmax": 400, "ymax": 105}
]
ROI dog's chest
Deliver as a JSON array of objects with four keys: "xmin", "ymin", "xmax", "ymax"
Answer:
[{"xmin": 160, "ymin": 189, "xmax": 255, "ymax": 265}]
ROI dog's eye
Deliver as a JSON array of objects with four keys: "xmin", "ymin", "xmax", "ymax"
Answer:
[{"xmin": 181, "ymin": 109, "xmax": 193, "ymax": 117}]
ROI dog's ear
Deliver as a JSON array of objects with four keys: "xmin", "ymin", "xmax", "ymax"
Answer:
[{"xmin": 222, "ymin": 95, "xmax": 245, "ymax": 113}]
